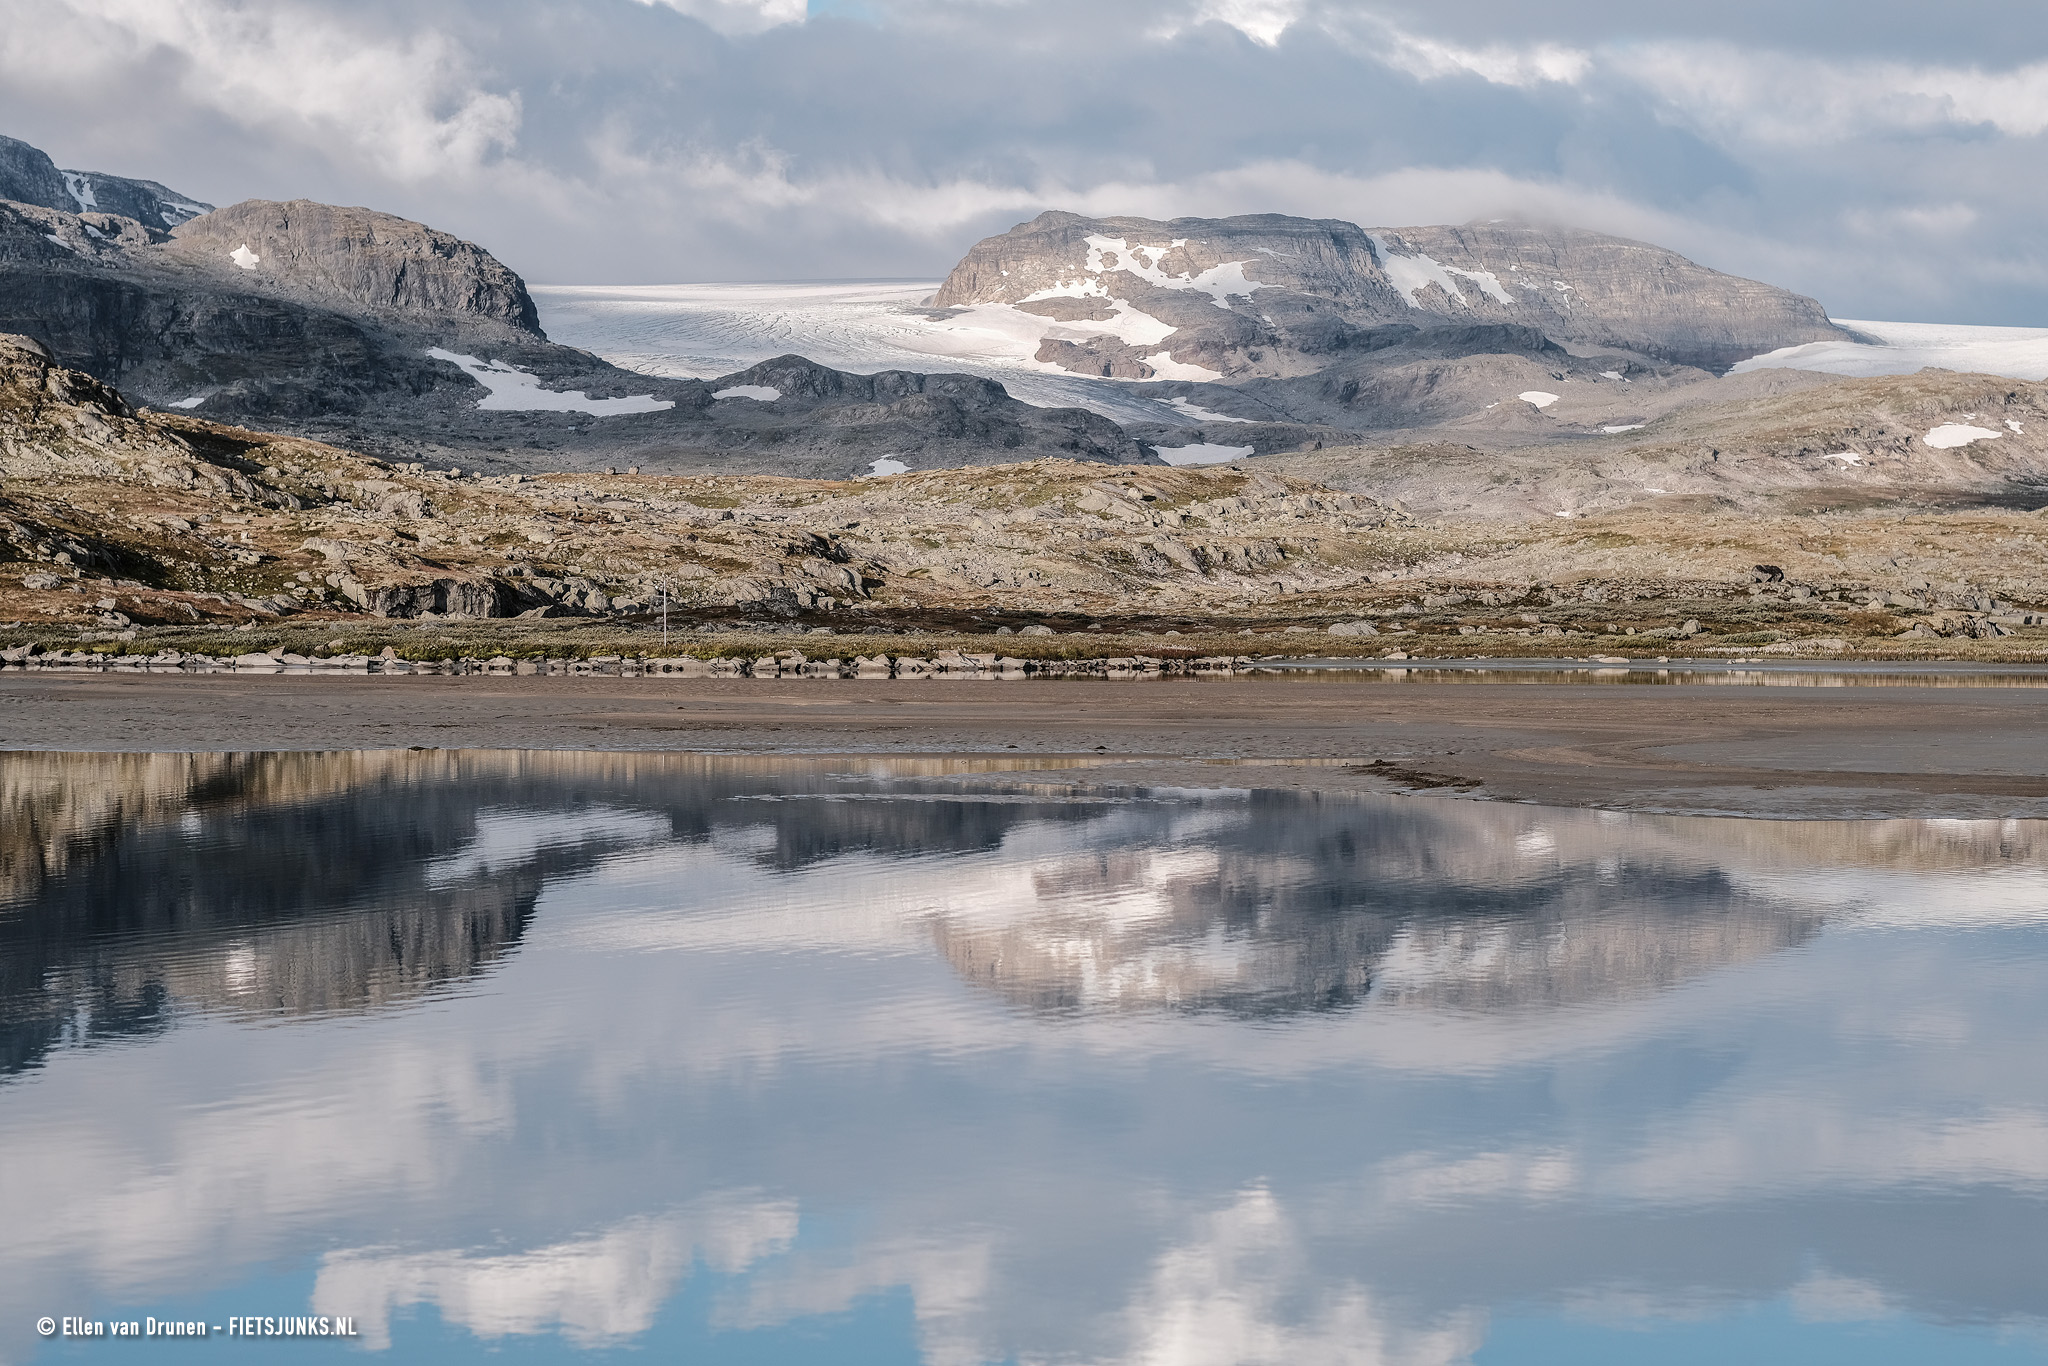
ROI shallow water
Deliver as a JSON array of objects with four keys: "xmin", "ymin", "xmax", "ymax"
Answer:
[
  {"xmin": 1267, "ymin": 659, "xmax": 2048, "ymax": 688},
  {"xmin": 4, "ymin": 751, "xmax": 2047, "ymax": 1363}
]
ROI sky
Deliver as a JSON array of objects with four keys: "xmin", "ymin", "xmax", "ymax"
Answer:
[{"xmin": 1, "ymin": 0, "xmax": 2045, "ymax": 323}]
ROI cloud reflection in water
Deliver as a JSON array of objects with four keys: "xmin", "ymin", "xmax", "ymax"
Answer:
[{"xmin": 0, "ymin": 751, "xmax": 2043, "ymax": 1363}]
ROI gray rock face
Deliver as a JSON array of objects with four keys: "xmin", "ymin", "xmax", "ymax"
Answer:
[
  {"xmin": 171, "ymin": 199, "xmax": 542, "ymax": 335},
  {"xmin": 934, "ymin": 210, "xmax": 1844, "ymax": 377},
  {"xmin": 484, "ymin": 354, "xmax": 1158, "ymax": 478},
  {"xmin": 0, "ymin": 134, "xmax": 211, "ymax": 228},
  {"xmin": 0, "ymin": 191, "xmax": 1154, "ymax": 478},
  {"xmin": 0, "ymin": 135, "xmax": 71, "ymax": 217}
]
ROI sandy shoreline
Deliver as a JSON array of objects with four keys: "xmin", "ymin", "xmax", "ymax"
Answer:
[{"xmin": 4, "ymin": 671, "xmax": 2044, "ymax": 820}]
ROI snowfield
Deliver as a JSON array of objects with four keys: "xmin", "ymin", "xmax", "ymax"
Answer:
[
  {"xmin": 528, "ymin": 282, "xmax": 1202, "ymax": 426},
  {"xmin": 1165, "ymin": 396, "xmax": 1255, "ymax": 424},
  {"xmin": 1368, "ymin": 234, "xmax": 1516, "ymax": 307},
  {"xmin": 1922, "ymin": 423, "xmax": 2002, "ymax": 449},
  {"xmin": 425, "ymin": 349, "xmax": 675, "ymax": 415},
  {"xmin": 1078, "ymin": 234, "xmax": 1263, "ymax": 308},
  {"xmin": 1731, "ymin": 319, "xmax": 2048, "ymax": 382}
]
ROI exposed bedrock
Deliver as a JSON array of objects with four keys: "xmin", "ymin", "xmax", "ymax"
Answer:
[
  {"xmin": 936, "ymin": 210, "xmax": 1846, "ymax": 377},
  {"xmin": 170, "ymin": 199, "xmax": 544, "ymax": 336}
]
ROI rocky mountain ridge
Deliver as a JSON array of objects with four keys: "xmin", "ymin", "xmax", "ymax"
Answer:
[
  {"xmin": 935, "ymin": 211, "xmax": 1845, "ymax": 381},
  {"xmin": 168, "ymin": 199, "xmax": 544, "ymax": 334},
  {"xmin": 0, "ymin": 133, "xmax": 210, "ymax": 229},
  {"xmin": 5, "ymin": 332, "xmax": 2045, "ymax": 665},
  {"xmin": 0, "ymin": 133, "xmax": 1147, "ymax": 477}
]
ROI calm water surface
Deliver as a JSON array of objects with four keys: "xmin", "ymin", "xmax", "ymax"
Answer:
[{"xmin": 3, "ymin": 752, "xmax": 2046, "ymax": 1364}]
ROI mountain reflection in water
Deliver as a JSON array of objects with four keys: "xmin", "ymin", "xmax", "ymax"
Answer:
[{"xmin": 1, "ymin": 751, "xmax": 2044, "ymax": 1364}]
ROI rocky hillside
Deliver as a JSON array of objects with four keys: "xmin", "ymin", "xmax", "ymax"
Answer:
[
  {"xmin": 0, "ymin": 133, "xmax": 210, "ymax": 229},
  {"xmin": 169, "ymin": 199, "xmax": 543, "ymax": 333},
  {"xmin": 933, "ymin": 210, "xmax": 1844, "ymax": 382},
  {"xmin": 0, "ymin": 134, "xmax": 1168, "ymax": 477},
  {"xmin": 5, "ymin": 332, "xmax": 2046, "ymax": 661},
  {"xmin": 0, "ymin": 333, "xmax": 1393, "ymax": 626},
  {"xmin": 1261, "ymin": 369, "xmax": 2048, "ymax": 519}
]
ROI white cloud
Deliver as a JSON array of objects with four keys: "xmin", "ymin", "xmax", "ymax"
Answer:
[
  {"xmin": 638, "ymin": 0, "xmax": 809, "ymax": 36},
  {"xmin": 1188, "ymin": 0, "xmax": 1306, "ymax": 47},
  {"xmin": 3, "ymin": 0, "xmax": 521, "ymax": 180},
  {"xmin": 4, "ymin": 0, "xmax": 2048, "ymax": 320},
  {"xmin": 1361, "ymin": 26, "xmax": 1594, "ymax": 88},
  {"xmin": 313, "ymin": 1196, "xmax": 798, "ymax": 1350},
  {"xmin": 1788, "ymin": 1271, "xmax": 1894, "ymax": 1323},
  {"xmin": 1107, "ymin": 1187, "xmax": 1486, "ymax": 1366},
  {"xmin": 1619, "ymin": 44, "xmax": 2048, "ymax": 145}
]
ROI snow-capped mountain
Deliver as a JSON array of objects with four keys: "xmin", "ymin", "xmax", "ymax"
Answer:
[
  {"xmin": 0, "ymin": 134, "xmax": 210, "ymax": 229},
  {"xmin": 933, "ymin": 211, "xmax": 1845, "ymax": 380}
]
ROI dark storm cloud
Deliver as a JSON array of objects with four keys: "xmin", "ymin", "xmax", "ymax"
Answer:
[{"xmin": 0, "ymin": 0, "xmax": 2043, "ymax": 322}]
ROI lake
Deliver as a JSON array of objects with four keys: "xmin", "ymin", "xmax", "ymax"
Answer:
[{"xmin": 4, "ymin": 751, "xmax": 2045, "ymax": 1363}]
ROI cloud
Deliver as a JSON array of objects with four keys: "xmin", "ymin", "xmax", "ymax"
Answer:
[
  {"xmin": 0, "ymin": 0, "xmax": 2046, "ymax": 322},
  {"xmin": 313, "ymin": 1196, "xmax": 799, "ymax": 1350},
  {"xmin": 638, "ymin": 0, "xmax": 808, "ymax": 36},
  {"xmin": 1620, "ymin": 44, "xmax": 2048, "ymax": 144},
  {"xmin": 1107, "ymin": 1187, "xmax": 1487, "ymax": 1366},
  {"xmin": 3, "ymin": 0, "xmax": 522, "ymax": 181}
]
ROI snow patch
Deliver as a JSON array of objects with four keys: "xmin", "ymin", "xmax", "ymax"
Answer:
[
  {"xmin": 712, "ymin": 385, "xmax": 780, "ymax": 401},
  {"xmin": 1368, "ymin": 234, "xmax": 1515, "ymax": 308},
  {"xmin": 1138, "ymin": 351, "xmax": 1224, "ymax": 383},
  {"xmin": 1520, "ymin": 391, "xmax": 1560, "ymax": 410},
  {"xmin": 1821, "ymin": 452, "xmax": 1866, "ymax": 466},
  {"xmin": 1923, "ymin": 423, "xmax": 2001, "ymax": 449},
  {"xmin": 1066, "ymin": 302, "xmax": 1177, "ymax": 348},
  {"xmin": 168, "ymin": 396, "xmax": 206, "ymax": 409},
  {"xmin": 1020, "ymin": 277, "xmax": 1110, "ymax": 303},
  {"xmin": 1078, "ymin": 235, "xmax": 1262, "ymax": 309},
  {"xmin": 2008, "ymin": 419, "xmax": 2026, "ymax": 434},
  {"xmin": 1600, "ymin": 370, "xmax": 1625, "ymax": 380},
  {"xmin": 425, "ymin": 348, "xmax": 675, "ymax": 415},
  {"xmin": 527, "ymin": 281, "xmax": 1224, "ymax": 427},
  {"xmin": 1012, "ymin": 280, "xmax": 1179, "ymax": 349},
  {"xmin": 1153, "ymin": 443, "xmax": 1253, "ymax": 466},
  {"xmin": 42, "ymin": 233, "xmax": 73, "ymax": 252},
  {"xmin": 60, "ymin": 172, "xmax": 95, "ymax": 212},
  {"xmin": 1601, "ymin": 423, "xmax": 1645, "ymax": 434},
  {"xmin": 863, "ymin": 456, "xmax": 909, "ymax": 477},
  {"xmin": 229, "ymin": 244, "xmax": 260, "ymax": 270},
  {"xmin": 1165, "ymin": 396, "xmax": 1255, "ymax": 424}
]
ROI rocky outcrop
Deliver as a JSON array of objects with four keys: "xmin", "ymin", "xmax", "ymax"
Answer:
[
  {"xmin": 0, "ymin": 133, "xmax": 210, "ymax": 229},
  {"xmin": 334, "ymin": 575, "xmax": 508, "ymax": 619},
  {"xmin": 1379, "ymin": 221, "xmax": 1842, "ymax": 372},
  {"xmin": 170, "ymin": 199, "xmax": 543, "ymax": 335},
  {"xmin": 629, "ymin": 354, "xmax": 1154, "ymax": 473},
  {"xmin": 0, "ymin": 135, "xmax": 71, "ymax": 217},
  {"xmin": 934, "ymin": 210, "xmax": 1846, "ymax": 380},
  {"xmin": 0, "ymin": 162, "xmax": 1153, "ymax": 476}
]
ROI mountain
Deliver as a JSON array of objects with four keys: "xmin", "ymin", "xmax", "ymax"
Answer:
[
  {"xmin": 170, "ymin": 199, "xmax": 543, "ymax": 333},
  {"xmin": 0, "ymin": 133, "xmax": 211, "ymax": 229},
  {"xmin": 0, "ymin": 135, "xmax": 1145, "ymax": 477},
  {"xmin": 934, "ymin": 211, "xmax": 1846, "ymax": 380},
  {"xmin": 4, "ymin": 327, "xmax": 2040, "ymax": 661},
  {"xmin": 0, "ymin": 330, "xmax": 1379, "ymax": 626}
]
